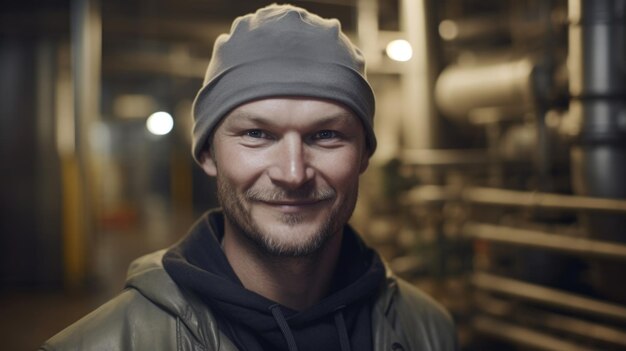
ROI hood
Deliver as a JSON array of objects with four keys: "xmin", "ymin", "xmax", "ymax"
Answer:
[
  {"xmin": 123, "ymin": 249, "xmax": 211, "ymax": 346},
  {"xmin": 162, "ymin": 210, "xmax": 386, "ymax": 351}
]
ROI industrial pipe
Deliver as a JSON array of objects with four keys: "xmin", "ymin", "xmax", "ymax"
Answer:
[
  {"xmin": 435, "ymin": 58, "xmax": 536, "ymax": 121},
  {"xmin": 464, "ymin": 222, "xmax": 626, "ymax": 260},
  {"xmin": 472, "ymin": 272, "xmax": 626, "ymax": 321},
  {"xmin": 462, "ymin": 186, "xmax": 626, "ymax": 213},
  {"xmin": 568, "ymin": 0, "xmax": 626, "ymax": 242}
]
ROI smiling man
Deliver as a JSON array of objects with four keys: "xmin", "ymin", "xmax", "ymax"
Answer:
[{"xmin": 41, "ymin": 4, "xmax": 457, "ymax": 351}]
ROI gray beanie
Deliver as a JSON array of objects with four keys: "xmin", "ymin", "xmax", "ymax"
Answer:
[{"xmin": 191, "ymin": 4, "xmax": 376, "ymax": 163}]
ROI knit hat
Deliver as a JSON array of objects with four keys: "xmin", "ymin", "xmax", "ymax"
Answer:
[{"xmin": 191, "ymin": 4, "xmax": 376, "ymax": 163}]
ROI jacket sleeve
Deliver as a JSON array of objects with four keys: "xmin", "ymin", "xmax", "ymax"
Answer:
[
  {"xmin": 38, "ymin": 289, "xmax": 186, "ymax": 351},
  {"xmin": 393, "ymin": 278, "xmax": 458, "ymax": 351}
]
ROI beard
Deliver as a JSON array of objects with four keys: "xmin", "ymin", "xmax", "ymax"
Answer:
[{"xmin": 216, "ymin": 173, "xmax": 359, "ymax": 258}]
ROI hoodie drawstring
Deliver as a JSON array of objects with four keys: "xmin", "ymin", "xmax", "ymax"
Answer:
[
  {"xmin": 270, "ymin": 304, "xmax": 299, "ymax": 351},
  {"xmin": 334, "ymin": 307, "xmax": 352, "ymax": 351}
]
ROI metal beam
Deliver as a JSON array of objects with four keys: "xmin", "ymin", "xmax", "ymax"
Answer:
[
  {"xmin": 472, "ymin": 272, "xmax": 626, "ymax": 322},
  {"xmin": 465, "ymin": 222, "xmax": 626, "ymax": 260},
  {"xmin": 463, "ymin": 186, "xmax": 626, "ymax": 213}
]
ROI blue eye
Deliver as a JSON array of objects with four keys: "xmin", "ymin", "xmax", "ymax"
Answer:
[
  {"xmin": 316, "ymin": 130, "xmax": 336, "ymax": 139},
  {"xmin": 246, "ymin": 130, "xmax": 266, "ymax": 138}
]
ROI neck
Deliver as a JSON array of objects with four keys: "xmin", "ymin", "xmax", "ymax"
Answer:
[{"xmin": 222, "ymin": 223, "xmax": 343, "ymax": 311}]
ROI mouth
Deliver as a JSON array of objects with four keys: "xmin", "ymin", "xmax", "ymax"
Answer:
[
  {"xmin": 246, "ymin": 187, "xmax": 336, "ymax": 213},
  {"xmin": 259, "ymin": 199, "xmax": 330, "ymax": 212}
]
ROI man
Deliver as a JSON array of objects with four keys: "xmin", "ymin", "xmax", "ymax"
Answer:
[{"xmin": 41, "ymin": 4, "xmax": 457, "ymax": 351}]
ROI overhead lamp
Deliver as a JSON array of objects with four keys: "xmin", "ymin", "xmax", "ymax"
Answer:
[
  {"xmin": 146, "ymin": 111, "xmax": 174, "ymax": 136},
  {"xmin": 386, "ymin": 39, "xmax": 413, "ymax": 62}
]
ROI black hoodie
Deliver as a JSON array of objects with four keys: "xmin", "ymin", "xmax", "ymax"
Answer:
[{"xmin": 163, "ymin": 210, "xmax": 386, "ymax": 351}]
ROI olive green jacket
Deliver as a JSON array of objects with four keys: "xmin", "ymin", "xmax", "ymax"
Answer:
[{"xmin": 41, "ymin": 250, "xmax": 457, "ymax": 351}]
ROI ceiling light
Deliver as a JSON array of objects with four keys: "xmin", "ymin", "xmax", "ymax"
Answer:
[
  {"xmin": 146, "ymin": 111, "xmax": 174, "ymax": 136},
  {"xmin": 386, "ymin": 39, "xmax": 413, "ymax": 62}
]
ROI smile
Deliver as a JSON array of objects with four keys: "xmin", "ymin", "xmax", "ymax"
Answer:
[{"xmin": 259, "ymin": 199, "xmax": 330, "ymax": 212}]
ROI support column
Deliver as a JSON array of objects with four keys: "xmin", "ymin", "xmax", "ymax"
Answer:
[
  {"xmin": 400, "ymin": 0, "xmax": 440, "ymax": 149},
  {"xmin": 64, "ymin": 0, "xmax": 101, "ymax": 288}
]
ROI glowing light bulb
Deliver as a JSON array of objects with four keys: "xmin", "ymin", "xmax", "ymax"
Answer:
[
  {"xmin": 146, "ymin": 111, "xmax": 174, "ymax": 136},
  {"xmin": 386, "ymin": 39, "xmax": 413, "ymax": 62}
]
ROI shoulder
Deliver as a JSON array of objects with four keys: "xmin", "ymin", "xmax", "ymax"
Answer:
[
  {"xmin": 394, "ymin": 278, "xmax": 456, "ymax": 334},
  {"xmin": 39, "ymin": 249, "xmax": 238, "ymax": 351},
  {"xmin": 39, "ymin": 288, "xmax": 180, "ymax": 351},
  {"xmin": 374, "ymin": 275, "xmax": 458, "ymax": 351}
]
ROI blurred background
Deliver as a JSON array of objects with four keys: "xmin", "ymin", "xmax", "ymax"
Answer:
[{"xmin": 1, "ymin": 0, "xmax": 626, "ymax": 350}]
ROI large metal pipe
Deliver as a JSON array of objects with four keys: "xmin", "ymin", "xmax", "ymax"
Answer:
[
  {"xmin": 568, "ymin": 0, "xmax": 626, "ymax": 242},
  {"xmin": 435, "ymin": 58, "xmax": 536, "ymax": 121}
]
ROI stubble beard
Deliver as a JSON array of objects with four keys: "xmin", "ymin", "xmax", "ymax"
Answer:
[{"xmin": 216, "ymin": 174, "xmax": 359, "ymax": 258}]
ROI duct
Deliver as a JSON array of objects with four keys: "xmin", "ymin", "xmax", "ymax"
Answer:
[
  {"xmin": 435, "ymin": 58, "xmax": 536, "ymax": 122},
  {"xmin": 568, "ymin": 0, "xmax": 626, "ymax": 243}
]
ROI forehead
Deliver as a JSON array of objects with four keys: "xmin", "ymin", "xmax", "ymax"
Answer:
[{"xmin": 221, "ymin": 97, "xmax": 361, "ymax": 128}]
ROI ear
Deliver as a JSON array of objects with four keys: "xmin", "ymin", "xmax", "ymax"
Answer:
[{"xmin": 199, "ymin": 150, "xmax": 217, "ymax": 177}]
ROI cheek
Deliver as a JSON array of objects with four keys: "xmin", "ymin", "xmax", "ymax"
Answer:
[
  {"xmin": 216, "ymin": 147, "xmax": 267, "ymax": 185},
  {"xmin": 315, "ymin": 150, "xmax": 364, "ymax": 187}
]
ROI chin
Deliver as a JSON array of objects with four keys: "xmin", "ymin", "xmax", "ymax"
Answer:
[{"xmin": 254, "ymin": 220, "xmax": 333, "ymax": 257}]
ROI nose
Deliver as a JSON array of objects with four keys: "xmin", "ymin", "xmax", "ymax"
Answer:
[{"xmin": 267, "ymin": 134, "xmax": 314, "ymax": 189}]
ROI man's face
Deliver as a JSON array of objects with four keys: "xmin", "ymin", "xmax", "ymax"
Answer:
[{"xmin": 200, "ymin": 98, "xmax": 369, "ymax": 257}]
